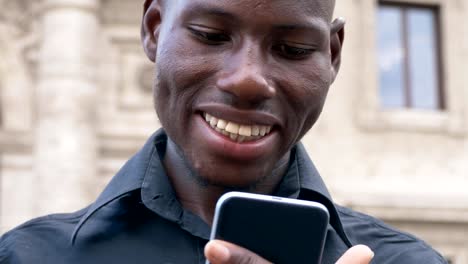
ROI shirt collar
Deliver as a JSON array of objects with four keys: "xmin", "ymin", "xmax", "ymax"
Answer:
[
  {"xmin": 140, "ymin": 132, "xmax": 212, "ymax": 239},
  {"xmin": 71, "ymin": 130, "xmax": 352, "ymax": 247},
  {"xmin": 293, "ymin": 144, "xmax": 353, "ymax": 247},
  {"xmin": 70, "ymin": 131, "xmax": 161, "ymax": 244}
]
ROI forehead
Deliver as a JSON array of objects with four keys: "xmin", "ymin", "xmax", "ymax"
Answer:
[{"xmin": 171, "ymin": 0, "xmax": 334, "ymax": 25}]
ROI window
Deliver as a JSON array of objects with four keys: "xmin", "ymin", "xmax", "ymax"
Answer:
[{"xmin": 377, "ymin": 2, "xmax": 443, "ymax": 110}]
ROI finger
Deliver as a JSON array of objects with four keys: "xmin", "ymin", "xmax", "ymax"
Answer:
[
  {"xmin": 205, "ymin": 240, "xmax": 272, "ymax": 264},
  {"xmin": 335, "ymin": 245, "xmax": 374, "ymax": 264}
]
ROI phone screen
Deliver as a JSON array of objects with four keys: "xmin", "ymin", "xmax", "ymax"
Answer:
[{"xmin": 209, "ymin": 192, "xmax": 329, "ymax": 264}]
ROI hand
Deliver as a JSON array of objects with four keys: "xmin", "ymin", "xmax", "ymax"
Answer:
[
  {"xmin": 336, "ymin": 245, "xmax": 374, "ymax": 264},
  {"xmin": 205, "ymin": 240, "xmax": 374, "ymax": 264}
]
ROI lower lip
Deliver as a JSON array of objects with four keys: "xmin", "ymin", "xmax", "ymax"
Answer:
[{"xmin": 194, "ymin": 115, "xmax": 278, "ymax": 161}]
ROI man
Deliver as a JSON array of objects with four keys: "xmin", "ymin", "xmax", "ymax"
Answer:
[{"xmin": 0, "ymin": 0, "xmax": 447, "ymax": 263}]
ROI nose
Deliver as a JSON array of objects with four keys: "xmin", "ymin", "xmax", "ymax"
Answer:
[{"xmin": 216, "ymin": 45, "xmax": 276, "ymax": 105}]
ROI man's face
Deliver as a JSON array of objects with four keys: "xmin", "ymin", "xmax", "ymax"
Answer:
[{"xmin": 145, "ymin": 0, "xmax": 340, "ymax": 188}]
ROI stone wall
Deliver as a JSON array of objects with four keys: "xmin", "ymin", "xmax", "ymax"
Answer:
[
  {"xmin": 0, "ymin": 0, "xmax": 467, "ymax": 262},
  {"xmin": 307, "ymin": 1, "xmax": 468, "ymax": 262}
]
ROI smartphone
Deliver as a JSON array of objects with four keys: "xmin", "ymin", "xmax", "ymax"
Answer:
[{"xmin": 208, "ymin": 191, "xmax": 329, "ymax": 264}]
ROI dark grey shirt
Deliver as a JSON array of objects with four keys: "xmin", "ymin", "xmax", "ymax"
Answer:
[{"xmin": 0, "ymin": 130, "xmax": 447, "ymax": 263}]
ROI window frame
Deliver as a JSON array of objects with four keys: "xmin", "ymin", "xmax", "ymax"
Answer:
[
  {"xmin": 378, "ymin": 1, "xmax": 445, "ymax": 110},
  {"xmin": 355, "ymin": 0, "xmax": 467, "ymax": 136}
]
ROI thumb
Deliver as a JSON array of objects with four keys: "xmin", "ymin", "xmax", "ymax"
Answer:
[
  {"xmin": 205, "ymin": 240, "xmax": 272, "ymax": 264},
  {"xmin": 336, "ymin": 245, "xmax": 374, "ymax": 264}
]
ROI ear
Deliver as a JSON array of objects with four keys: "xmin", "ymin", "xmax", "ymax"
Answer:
[
  {"xmin": 330, "ymin": 17, "xmax": 345, "ymax": 83},
  {"xmin": 141, "ymin": 0, "xmax": 162, "ymax": 62}
]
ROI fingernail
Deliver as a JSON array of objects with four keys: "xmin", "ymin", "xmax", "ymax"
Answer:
[{"xmin": 209, "ymin": 241, "xmax": 230, "ymax": 261}]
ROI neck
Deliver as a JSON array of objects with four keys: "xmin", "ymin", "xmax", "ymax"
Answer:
[{"xmin": 163, "ymin": 139, "xmax": 289, "ymax": 225}]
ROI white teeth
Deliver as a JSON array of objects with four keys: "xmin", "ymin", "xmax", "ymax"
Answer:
[
  {"xmin": 230, "ymin": 133, "xmax": 238, "ymax": 140},
  {"xmin": 225, "ymin": 122, "xmax": 240, "ymax": 134},
  {"xmin": 252, "ymin": 125, "xmax": 260, "ymax": 136},
  {"xmin": 239, "ymin": 125, "xmax": 252, "ymax": 137},
  {"xmin": 202, "ymin": 112, "xmax": 273, "ymax": 142},
  {"xmin": 217, "ymin": 119, "xmax": 228, "ymax": 130},
  {"xmin": 205, "ymin": 113, "xmax": 212, "ymax": 122},
  {"xmin": 210, "ymin": 117, "xmax": 218, "ymax": 127}
]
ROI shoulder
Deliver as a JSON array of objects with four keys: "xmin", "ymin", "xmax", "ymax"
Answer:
[
  {"xmin": 336, "ymin": 205, "xmax": 448, "ymax": 264},
  {"xmin": 0, "ymin": 207, "xmax": 88, "ymax": 263}
]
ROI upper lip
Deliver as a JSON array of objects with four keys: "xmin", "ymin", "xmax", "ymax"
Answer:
[{"xmin": 196, "ymin": 103, "xmax": 282, "ymax": 127}]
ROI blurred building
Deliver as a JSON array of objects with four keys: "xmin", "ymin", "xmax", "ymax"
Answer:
[{"xmin": 0, "ymin": 0, "xmax": 467, "ymax": 262}]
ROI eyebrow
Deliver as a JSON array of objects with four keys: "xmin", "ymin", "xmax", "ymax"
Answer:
[
  {"xmin": 183, "ymin": 3, "xmax": 240, "ymax": 24},
  {"xmin": 273, "ymin": 22, "xmax": 328, "ymax": 33},
  {"xmin": 183, "ymin": 2, "xmax": 329, "ymax": 33}
]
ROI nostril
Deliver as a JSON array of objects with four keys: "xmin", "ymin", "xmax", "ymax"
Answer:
[{"xmin": 216, "ymin": 71, "xmax": 275, "ymax": 102}]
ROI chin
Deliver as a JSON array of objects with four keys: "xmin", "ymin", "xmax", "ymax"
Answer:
[{"xmin": 194, "ymin": 162, "xmax": 272, "ymax": 190}]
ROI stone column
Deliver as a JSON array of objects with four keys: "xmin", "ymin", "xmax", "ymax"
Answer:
[{"xmin": 34, "ymin": 0, "xmax": 100, "ymax": 215}]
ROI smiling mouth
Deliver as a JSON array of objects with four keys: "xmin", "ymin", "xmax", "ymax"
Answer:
[{"xmin": 202, "ymin": 112, "xmax": 273, "ymax": 143}]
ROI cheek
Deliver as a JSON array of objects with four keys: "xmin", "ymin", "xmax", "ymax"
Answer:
[
  {"xmin": 279, "ymin": 52, "xmax": 331, "ymax": 99},
  {"xmin": 283, "ymin": 63, "xmax": 330, "ymax": 114},
  {"xmin": 276, "ymin": 56, "xmax": 331, "ymax": 138},
  {"xmin": 156, "ymin": 39, "xmax": 220, "ymax": 103},
  {"xmin": 154, "ymin": 35, "xmax": 222, "ymax": 132}
]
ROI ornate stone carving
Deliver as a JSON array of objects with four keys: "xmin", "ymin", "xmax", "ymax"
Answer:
[
  {"xmin": 0, "ymin": 0, "xmax": 41, "ymax": 33},
  {"xmin": 101, "ymin": 0, "xmax": 142, "ymax": 25},
  {"xmin": 138, "ymin": 63, "xmax": 154, "ymax": 94},
  {"xmin": 101, "ymin": 27, "xmax": 154, "ymax": 111},
  {"xmin": 0, "ymin": 0, "xmax": 41, "ymax": 81},
  {"xmin": 0, "ymin": 0, "xmax": 38, "ymax": 132}
]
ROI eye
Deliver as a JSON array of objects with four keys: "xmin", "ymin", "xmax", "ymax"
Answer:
[
  {"xmin": 187, "ymin": 24, "xmax": 230, "ymax": 45},
  {"xmin": 272, "ymin": 42, "xmax": 315, "ymax": 60}
]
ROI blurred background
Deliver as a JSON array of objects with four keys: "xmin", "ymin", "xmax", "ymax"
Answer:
[{"xmin": 0, "ymin": 0, "xmax": 467, "ymax": 262}]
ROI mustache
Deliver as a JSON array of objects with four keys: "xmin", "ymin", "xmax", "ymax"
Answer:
[{"xmin": 193, "ymin": 92, "xmax": 276, "ymax": 113}]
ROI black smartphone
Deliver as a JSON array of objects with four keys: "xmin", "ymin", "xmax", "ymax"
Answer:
[{"xmin": 208, "ymin": 191, "xmax": 329, "ymax": 264}]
